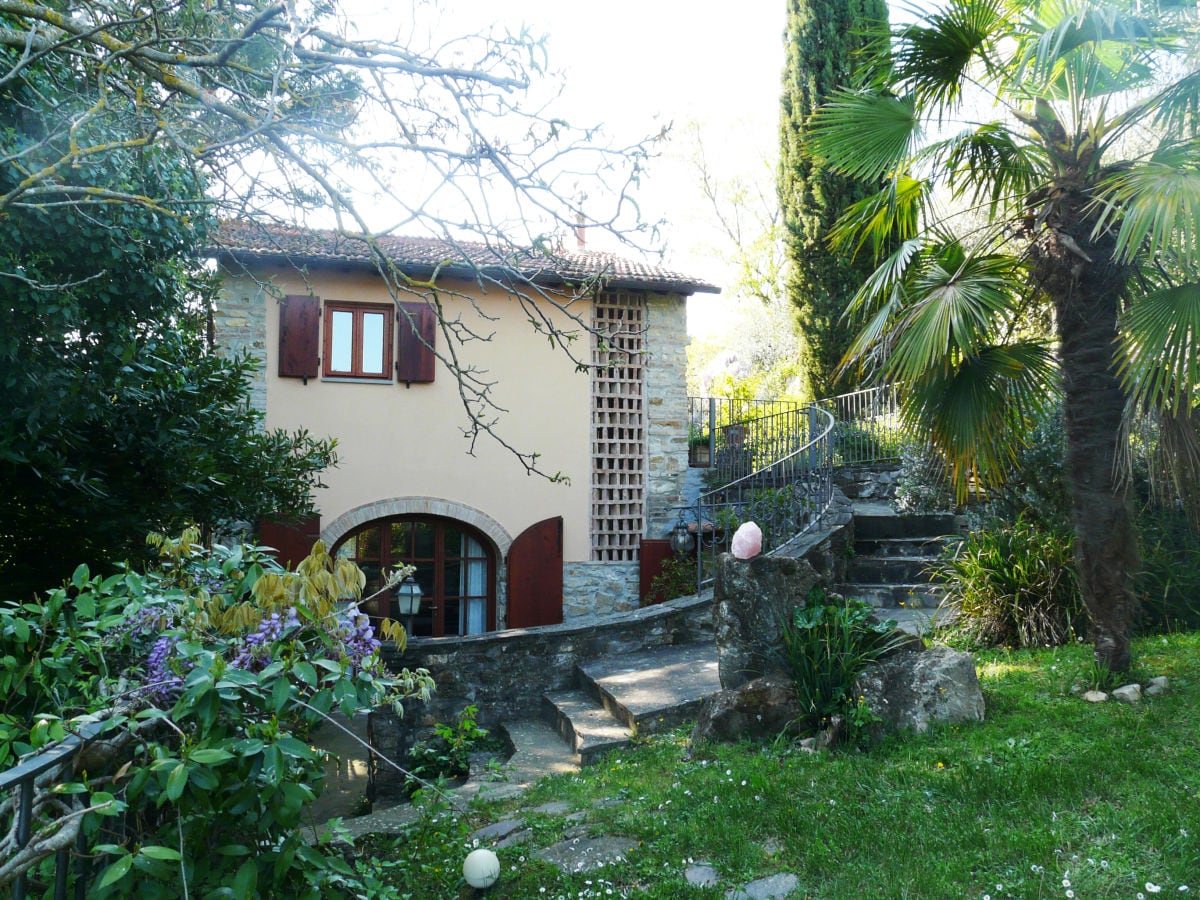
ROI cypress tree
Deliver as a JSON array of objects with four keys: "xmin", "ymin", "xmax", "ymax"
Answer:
[{"xmin": 779, "ymin": 0, "xmax": 888, "ymax": 400}]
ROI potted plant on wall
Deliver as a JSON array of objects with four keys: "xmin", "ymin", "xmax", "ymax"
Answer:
[{"xmin": 689, "ymin": 425, "xmax": 711, "ymax": 467}]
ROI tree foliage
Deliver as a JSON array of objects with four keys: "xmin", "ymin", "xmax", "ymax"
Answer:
[
  {"xmin": 0, "ymin": 534, "xmax": 433, "ymax": 896},
  {"xmin": 778, "ymin": 0, "xmax": 889, "ymax": 400},
  {"xmin": 0, "ymin": 0, "xmax": 660, "ymax": 486},
  {"xmin": 811, "ymin": 0, "xmax": 1200, "ymax": 671},
  {"xmin": 0, "ymin": 54, "xmax": 335, "ymax": 595}
]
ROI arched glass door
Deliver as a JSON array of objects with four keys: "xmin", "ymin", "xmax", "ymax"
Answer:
[{"xmin": 333, "ymin": 516, "xmax": 495, "ymax": 637}]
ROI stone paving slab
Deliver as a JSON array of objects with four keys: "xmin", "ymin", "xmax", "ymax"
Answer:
[
  {"xmin": 579, "ymin": 641, "xmax": 722, "ymax": 733},
  {"xmin": 544, "ymin": 688, "xmax": 632, "ymax": 764}
]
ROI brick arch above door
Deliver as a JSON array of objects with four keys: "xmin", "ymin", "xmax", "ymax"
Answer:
[{"xmin": 321, "ymin": 497, "xmax": 513, "ymax": 557}]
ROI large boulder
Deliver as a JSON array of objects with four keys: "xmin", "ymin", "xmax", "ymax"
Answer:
[
  {"xmin": 713, "ymin": 554, "xmax": 820, "ymax": 689},
  {"xmin": 689, "ymin": 674, "xmax": 805, "ymax": 745},
  {"xmin": 854, "ymin": 647, "xmax": 985, "ymax": 735}
]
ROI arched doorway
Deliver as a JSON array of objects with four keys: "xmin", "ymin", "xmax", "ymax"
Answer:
[{"xmin": 333, "ymin": 515, "xmax": 496, "ymax": 637}]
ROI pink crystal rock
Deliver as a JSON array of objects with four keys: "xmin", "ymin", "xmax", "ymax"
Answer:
[{"xmin": 730, "ymin": 521, "xmax": 762, "ymax": 559}]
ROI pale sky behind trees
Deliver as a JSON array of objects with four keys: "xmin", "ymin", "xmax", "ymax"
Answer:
[{"xmin": 346, "ymin": 1, "xmax": 789, "ymax": 336}]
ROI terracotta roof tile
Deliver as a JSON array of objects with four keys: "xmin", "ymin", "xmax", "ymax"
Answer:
[{"xmin": 213, "ymin": 221, "xmax": 719, "ymax": 295}]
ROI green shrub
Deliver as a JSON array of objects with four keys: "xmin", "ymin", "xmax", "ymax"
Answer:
[
  {"xmin": 895, "ymin": 442, "xmax": 957, "ymax": 513},
  {"xmin": 932, "ymin": 516, "xmax": 1085, "ymax": 649},
  {"xmin": 1136, "ymin": 504, "xmax": 1200, "ymax": 633},
  {"xmin": 0, "ymin": 532, "xmax": 433, "ymax": 897},
  {"xmin": 405, "ymin": 704, "xmax": 489, "ymax": 795},
  {"xmin": 779, "ymin": 590, "xmax": 906, "ymax": 733},
  {"xmin": 644, "ymin": 555, "xmax": 698, "ymax": 606}
]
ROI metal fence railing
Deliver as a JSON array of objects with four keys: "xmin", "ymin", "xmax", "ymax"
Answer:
[
  {"xmin": 671, "ymin": 385, "xmax": 908, "ymax": 591},
  {"xmin": 673, "ymin": 404, "xmax": 836, "ymax": 589},
  {"xmin": 0, "ymin": 718, "xmax": 109, "ymax": 900},
  {"xmin": 688, "ymin": 396, "xmax": 808, "ymax": 482},
  {"xmin": 822, "ymin": 383, "xmax": 905, "ymax": 466}
]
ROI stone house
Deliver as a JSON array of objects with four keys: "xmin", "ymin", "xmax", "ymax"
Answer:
[{"xmin": 210, "ymin": 221, "xmax": 718, "ymax": 635}]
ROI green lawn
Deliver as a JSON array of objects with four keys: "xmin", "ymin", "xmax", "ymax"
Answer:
[{"xmin": 354, "ymin": 633, "xmax": 1200, "ymax": 898}]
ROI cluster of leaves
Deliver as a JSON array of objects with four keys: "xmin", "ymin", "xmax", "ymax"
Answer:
[
  {"xmin": 933, "ymin": 516, "xmax": 1085, "ymax": 650},
  {"xmin": 0, "ymin": 38, "xmax": 336, "ymax": 599},
  {"xmin": 779, "ymin": 589, "xmax": 905, "ymax": 733},
  {"xmin": 0, "ymin": 533, "xmax": 432, "ymax": 897},
  {"xmin": 403, "ymin": 705, "xmax": 491, "ymax": 797},
  {"xmin": 644, "ymin": 556, "xmax": 699, "ymax": 607}
]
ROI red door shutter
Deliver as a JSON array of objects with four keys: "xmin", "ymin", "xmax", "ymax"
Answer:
[
  {"xmin": 506, "ymin": 517, "xmax": 563, "ymax": 628},
  {"xmin": 258, "ymin": 516, "xmax": 321, "ymax": 569},
  {"xmin": 396, "ymin": 301, "xmax": 436, "ymax": 383},
  {"xmin": 639, "ymin": 538, "xmax": 675, "ymax": 605},
  {"xmin": 279, "ymin": 295, "xmax": 320, "ymax": 379}
]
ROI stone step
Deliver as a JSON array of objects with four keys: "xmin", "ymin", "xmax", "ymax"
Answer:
[
  {"xmin": 576, "ymin": 641, "xmax": 722, "ymax": 736},
  {"xmin": 542, "ymin": 690, "xmax": 632, "ymax": 766},
  {"xmin": 854, "ymin": 536, "xmax": 954, "ymax": 558},
  {"xmin": 837, "ymin": 582, "xmax": 945, "ymax": 610},
  {"xmin": 853, "ymin": 511, "xmax": 960, "ymax": 541},
  {"xmin": 847, "ymin": 555, "xmax": 938, "ymax": 585}
]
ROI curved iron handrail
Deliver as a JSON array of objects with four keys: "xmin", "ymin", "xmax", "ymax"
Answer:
[{"xmin": 678, "ymin": 403, "xmax": 836, "ymax": 588}]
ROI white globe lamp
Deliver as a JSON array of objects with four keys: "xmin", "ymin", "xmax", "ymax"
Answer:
[{"xmin": 462, "ymin": 848, "xmax": 500, "ymax": 890}]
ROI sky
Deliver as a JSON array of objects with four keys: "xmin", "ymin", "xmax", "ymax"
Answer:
[
  {"xmin": 461, "ymin": 1, "xmax": 788, "ymax": 336},
  {"xmin": 343, "ymin": 0, "xmax": 789, "ymax": 337}
]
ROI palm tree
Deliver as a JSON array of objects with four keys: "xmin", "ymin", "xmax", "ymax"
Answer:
[{"xmin": 811, "ymin": 0, "xmax": 1200, "ymax": 672}]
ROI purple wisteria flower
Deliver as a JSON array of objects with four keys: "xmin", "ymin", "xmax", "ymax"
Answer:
[
  {"xmin": 231, "ymin": 608, "xmax": 301, "ymax": 672},
  {"xmin": 143, "ymin": 634, "xmax": 185, "ymax": 704}
]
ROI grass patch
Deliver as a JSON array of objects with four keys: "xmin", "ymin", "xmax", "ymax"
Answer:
[{"xmin": 353, "ymin": 633, "xmax": 1200, "ymax": 898}]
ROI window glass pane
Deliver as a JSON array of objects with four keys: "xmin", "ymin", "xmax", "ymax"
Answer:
[
  {"xmin": 464, "ymin": 557, "xmax": 486, "ymax": 598},
  {"xmin": 443, "ymin": 559, "xmax": 462, "ymax": 596},
  {"xmin": 356, "ymin": 526, "xmax": 380, "ymax": 561},
  {"xmin": 413, "ymin": 522, "xmax": 435, "ymax": 559},
  {"xmin": 463, "ymin": 535, "xmax": 484, "ymax": 559},
  {"xmin": 334, "ymin": 541, "xmax": 354, "ymax": 560},
  {"xmin": 443, "ymin": 526, "xmax": 464, "ymax": 556},
  {"xmin": 390, "ymin": 522, "xmax": 411, "ymax": 558},
  {"xmin": 412, "ymin": 561, "xmax": 435, "ymax": 598},
  {"xmin": 330, "ymin": 310, "xmax": 354, "ymax": 372},
  {"xmin": 464, "ymin": 597, "xmax": 486, "ymax": 635},
  {"xmin": 361, "ymin": 312, "xmax": 385, "ymax": 374},
  {"xmin": 444, "ymin": 597, "xmax": 463, "ymax": 636}
]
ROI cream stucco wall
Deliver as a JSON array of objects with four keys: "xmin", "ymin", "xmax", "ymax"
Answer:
[{"xmin": 219, "ymin": 262, "xmax": 594, "ymax": 561}]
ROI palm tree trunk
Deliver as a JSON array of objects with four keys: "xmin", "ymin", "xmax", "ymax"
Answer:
[{"xmin": 1035, "ymin": 221, "xmax": 1139, "ymax": 673}]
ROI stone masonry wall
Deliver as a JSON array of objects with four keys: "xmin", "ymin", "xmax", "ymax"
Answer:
[
  {"xmin": 643, "ymin": 294, "xmax": 690, "ymax": 540},
  {"xmin": 562, "ymin": 562, "xmax": 639, "ymax": 620},
  {"xmin": 212, "ymin": 275, "xmax": 269, "ymax": 413},
  {"xmin": 380, "ymin": 592, "xmax": 713, "ymax": 729}
]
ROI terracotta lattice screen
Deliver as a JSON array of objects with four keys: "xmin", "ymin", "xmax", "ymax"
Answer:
[{"xmin": 590, "ymin": 292, "xmax": 647, "ymax": 561}]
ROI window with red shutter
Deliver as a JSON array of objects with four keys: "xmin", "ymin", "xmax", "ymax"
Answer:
[
  {"xmin": 278, "ymin": 295, "xmax": 320, "ymax": 379},
  {"xmin": 396, "ymin": 301, "xmax": 436, "ymax": 383}
]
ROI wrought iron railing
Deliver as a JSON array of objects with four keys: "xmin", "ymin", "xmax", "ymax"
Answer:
[
  {"xmin": 672, "ymin": 385, "xmax": 906, "ymax": 591},
  {"xmin": 673, "ymin": 404, "xmax": 836, "ymax": 588},
  {"xmin": 0, "ymin": 718, "xmax": 109, "ymax": 900},
  {"xmin": 821, "ymin": 383, "xmax": 905, "ymax": 466},
  {"xmin": 687, "ymin": 396, "xmax": 808, "ymax": 481}
]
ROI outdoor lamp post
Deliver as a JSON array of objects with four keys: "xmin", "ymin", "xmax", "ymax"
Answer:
[
  {"xmin": 669, "ymin": 518, "xmax": 694, "ymax": 558},
  {"xmin": 395, "ymin": 576, "xmax": 422, "ymax": 635}
]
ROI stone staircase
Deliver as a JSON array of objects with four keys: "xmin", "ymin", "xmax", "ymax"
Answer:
[
  {"xmin": 837, "ymin": 503, "xmax": 962, "ymax": 612},
  {"xmin": 543, "ymin": 642, "xmax": 721, "ymax": 765}
]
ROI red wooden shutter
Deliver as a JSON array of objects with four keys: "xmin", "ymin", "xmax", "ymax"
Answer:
[
  {"xmin": 258, "ymin": 516, "xmax": 321, "ymax": 569},
  {"xmin": 639, "ymin": 538, "xmax": 675, "ymax": 605},
  {"xmin": 506, "ymin": 517, "xmax": 563, "ymax": 628},
  {"xmin": 396, "ymin": 301, "xmax": 435, "ymax": 383},
  {"xmin": 279, "ymin": 295, "xmax": 320, "ymax": 379}
]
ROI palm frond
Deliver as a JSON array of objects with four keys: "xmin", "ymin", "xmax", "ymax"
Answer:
[
  {"xmin": 941, "ymin": 123, "xmax": 1044, "ymax": 218},
  {"xmin": 809, "ymin": 91, "xmax": 920, "ymax": 181},
  {"xmin": 828, "ymin": 176, "xmax": 927, "ymax": 259},
  {"xmin": 1120, "ymin": 281, "xmax": 1200, "ymax": 416},
  {"xmin": 902, "ymin": 340, "xmax": 1058, "ymax": 499},
  {"xmin": 893, "ymin": 0, "xmax": 1007, "ymax": 110},
  {"xmin": 1093, "ymin": 146, "xmax": 1200, "ymax": 264},
  {"xmin": 1013, "ymin": 0, "xmax": 1173, "ymax": 91},
  {"xmin": 887, "ymin": 247, "xmax": 1024, "ymax": 380}
]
